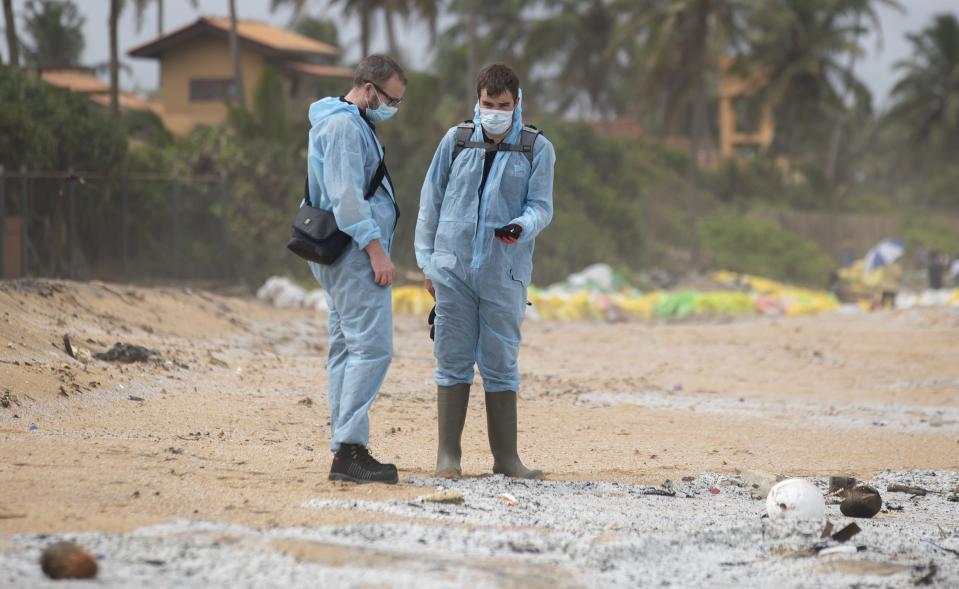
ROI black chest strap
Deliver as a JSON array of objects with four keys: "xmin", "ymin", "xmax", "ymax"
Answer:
[{"xmin": 451, "ymin": 121, "xmax": 541, "ymax": 166}]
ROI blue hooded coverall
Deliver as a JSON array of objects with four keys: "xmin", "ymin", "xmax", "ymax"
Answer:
[
  {"xmin": 415, "ymin": 92, "xmax": 555, "ymax": 392},
  {"xmin": 306, "ymin": 97, "xmax": 397, "ymax": 451}
]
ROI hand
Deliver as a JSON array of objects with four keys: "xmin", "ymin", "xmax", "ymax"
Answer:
[
  {"xmin": 495, "ymin": 223, "xmax": 522, "ymax": 245},
  {"xmin": 496, "ymin": 235, "xmax": 519, "ymax": 245},
  {"xmin": 365, "ymin": 241, "xmax": 395, "ymax": 287},
  {"xmin": 425, "ymin": 278, "xmax": 435, "ymax": 299}
]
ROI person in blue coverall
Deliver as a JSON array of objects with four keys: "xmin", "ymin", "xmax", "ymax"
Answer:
[
  {"xmin": 415, "ymin": 64, "xmax": 555, "ymax": 479},
  {"xmin": 306, "ymin": 55, "xmax": 406, "ymax": 484}
]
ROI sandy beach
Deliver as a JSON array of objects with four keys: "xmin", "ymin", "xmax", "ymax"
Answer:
[{"xmin": 1, "ymin": 279, "xmax": 957, "ymax": 587}]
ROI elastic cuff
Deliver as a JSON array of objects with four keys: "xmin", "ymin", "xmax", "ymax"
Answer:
[{"xmin": 348, "ymin": 221, "xmax": 382, "ymax": 250}]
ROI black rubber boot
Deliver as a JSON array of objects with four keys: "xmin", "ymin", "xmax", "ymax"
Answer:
[
  {"xmin": 435, "ymin": 383, "xmax": 470, "ymax": 477},
  {"xmin": 484, "ymin": 390, "xmax": 543, "ymax": 479},
  {"xmin": 328, "ymin": 444, "xmax": 398, "ymax": 484}
]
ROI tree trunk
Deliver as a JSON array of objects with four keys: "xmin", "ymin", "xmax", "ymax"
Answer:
[
  {"xmin": 384, "ymin": 0, "xmax": 399, "ymax": 58},
  {"xmin": 3, "ymin": 0, "xmax": 19, "ymax": 68},
  {"xmin": 825, "ymin": 14, "xmax": 862, "ymax": 198},
  {"xmin": 685, "ymin": 84, "xmax": 706, "ymax": 267},
  {"xmin": 359, "ymin": 9, "xmax": 371, "ymax": 57},
  {"xmin": 228, "ymin": 0, "xmax": 246, "ymax": 109},
  {"xmin": 157, "ymin": 0, "xmax": 164, "ymax": 89},
  {"xmin": 109, "ymin": 0, "xmax": 120, "ymax": 118},
  {"xmin": 466, "ymin": 0, "xmax": 478, "ymax": 110}
]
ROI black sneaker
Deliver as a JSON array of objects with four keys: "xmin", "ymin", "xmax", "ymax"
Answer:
[{"xmin": 328, "ymin": 444, "xmax": 398, "ymax": 484}]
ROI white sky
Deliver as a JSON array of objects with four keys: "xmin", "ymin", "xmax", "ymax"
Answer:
[{"xmin": 2, "ymin": 0, "xmax": 958, "ymax": 109}]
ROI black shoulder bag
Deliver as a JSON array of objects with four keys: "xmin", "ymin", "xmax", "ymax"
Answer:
[{"xmin": 287, "ymin": 158, "xmax": 387, "ymax": 265}]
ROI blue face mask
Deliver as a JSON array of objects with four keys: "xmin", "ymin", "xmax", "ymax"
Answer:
[
  {"xmin": 480, "ymin": 108, "xmax": 513, "ymax": 135},
  {"xmin": 366, "ymin": 95, "xmax": 397, "ymax": 123}
]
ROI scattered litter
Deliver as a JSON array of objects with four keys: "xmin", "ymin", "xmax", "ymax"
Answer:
[
  {"xmin": 830, "ymin": 522, "xmax": 862, "ymax": 543},
  {"xmin": 914, "ymin": 561, "xmax": 939, "ymax": 585},
  {"xmin": 766, "ymin": 479, "xmax": 825, "ymax": 521},
  {"xmin": 40, "ymin": 541, "xmax": 98, "ymax": 580},
  {"xmin": 208, "ymin": 355, "xmax": 229, "ymax": 369},
  {"xmin": 62, "ymin": 334, "xmax": 76, "ymax": 359},
  {"xmin": 28, "ymin": 423, "xmax": 38, "ymax": 432},
  {"xmin": 298, "ymin": 397, "xmax": 314, "ymax": 407},
  {"xmin": 710, "ymin": 487, "xmax": 720, "ymax": 495},
  {"xmin": 818, "ymin": 545, "xmax": 859, "ymax": 557},
  {"xmin": 418, "ymin": 490, "xmax": 464, "ymax": 505},
  {"xmin": 496, "ymin": 493, "xmax": 518, "ymax": 507},
  {"xmin": 840, "ymin": 485, "xmax": 882, "ymax": 518},
  {"xmin": 94, "ymin": 343, "xmax": 159, "ymax": 363},
  {"xmin": 742, "ymin": 469, "xmax": 782, "ymax": 500},
  {"xmin": 887, "ymin": 483, "xmax": 928, "ymax": 496},
  {"xmin": 828, "ymin": 476, "xmax": 857, "ymax": 495},
  {"xmin": 1, "ymin": 391, "xmax": 19, "ymax": 408},
  {"xmin": 128, "ymin": 395, "xmax": 145, "ymax": 402},
  {"xmin": 640, "ymin": 480, "xmax": 677, "ymax": 497}
]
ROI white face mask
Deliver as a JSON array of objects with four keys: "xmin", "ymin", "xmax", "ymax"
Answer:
[{"xmin": 480, "ymin": 108, "xmax": 513, "ymax": 135}]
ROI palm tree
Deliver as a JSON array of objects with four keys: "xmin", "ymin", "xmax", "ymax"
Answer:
[
  {"xmin": 3, "ymin": 0, "xmax": 18, "ymax": 67},
  {"xmin": 887, "ymin": 13, "xmax": 959, "ymax": 158},
  {"xmin": 738, "ymin": 0, "xmax": 899, "ymax": 176},
  {"xmin": 109, "ymin": 0, "xmax": 121, "ymax": 117},
  {"xmin": 21, "ymin": 0, "xmax": 86, "ymax": 67},
  {"xmin": 272, "ymin": 0, "xmax": 438, "ymax": 58},
  {"xmin": 228, "ymin": 0, "xmax": 246, "ymax": 109},
  {"xmin": 642, "ymin": 0, "xmax": 746, "ymax": 264}
]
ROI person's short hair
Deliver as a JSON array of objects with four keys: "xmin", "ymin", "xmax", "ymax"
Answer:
[
  {"xmin": 353, "ymin": 54, "xmax": 407, "ymax": 87},
  {"xmin": 476, "ymin": 63, "xmax": 519, "ymax": 101}
]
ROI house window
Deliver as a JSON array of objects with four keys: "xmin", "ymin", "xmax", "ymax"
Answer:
[
  {"xmin": 190, "ymin": 78, "xmax": 237, "ymax": 102},
  {"xmin": 732, "ymin": 95, "xmax": 762, "ymax": 135}
]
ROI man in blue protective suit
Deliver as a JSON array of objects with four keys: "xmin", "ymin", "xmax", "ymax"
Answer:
[
  {"xmin": 306, "ymin": 55, "xmax": 406, "ymax": 484},
  {"xmin": 415, "ymin": 64, "xmax": 555, "ymax": 479}
]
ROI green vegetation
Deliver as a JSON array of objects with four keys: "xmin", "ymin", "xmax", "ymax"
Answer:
[
  {"xmin": 699, "ymin": 215, "xmax": 835, "ymax": 287},
  {"xmin": 2, "ymin": 2, "xmax": 959, "ymax": 287}
]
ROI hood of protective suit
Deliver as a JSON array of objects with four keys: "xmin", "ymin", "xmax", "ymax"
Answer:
[
  {"xmin": 309, "ymin": 96, "xmax": 362, "ymax": 128},
  {"xmin": 473, "ymin": 88, "xmax": 524, "ymax": 143}
]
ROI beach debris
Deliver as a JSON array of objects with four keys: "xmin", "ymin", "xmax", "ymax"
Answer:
[
  {"xmin": 710, "ymin": 487, "xmax": 720, "ymax": 495},
  {"xmin": 914, "ymin": 561, "xmax": 939, "ymax": 585},
  {"xmin": 840, "ymin": 485, "xmax": 882, "ymax": 518},
  {"xmin": 28, "ymin": 423, "xmax": 38, "ymax": 432},
  {"xmin": 94, "ymin": 343, "xmax": 159, "ymax": 363},
  {"xmin": 743, "ymin": 469, "xmax": 783, "ymax": 499},
  {"xmin": 766, "ymin": 479, "xmax": 825, "ymax": 521},
  {"xmin": 496, "ymin": 493, "xmax": 519, "ymax": 507},
  {"xmin": 208, "ymin": 355, "xmax": 229, "ymax": 368},
  {"xmin": 40, "ymin": 541, "xmax": 98, "ymax": 580},
  {"xmin": 298, "ymin": 397, "xmax": 314, "ymax": 407},
  {"xmin": 1, "ymin": 390, "xmax": 19, "ymax": 408},
  {"xmin": 128, "ymin": 395, "xmax": 145, "ymax": 402},
  {"xmin": 62, "ymin": 334, "xmax": 76, "ymax": 359},
  {"xmin": 640, "ymin": 480, "xmax": 677, "ymax": 497},
  {"xmin": 922, "ymin": 539, "xmax": 959, "ymax": 558},
  {"xmin": 830, "ymin": 522, "xmax": 862, "ymax": 543},
  {"xmin": 887, "ymin": 483, "xmax": 928, "ymax": 496},
  {"xmin": 828, "ymin": 476, "xmax": 857, "ymax": 495},
  {"xmin": 418, "ymin": 489, "xmax": 464, "ymax": 505},
  {"xmin": 818, "ymin": 545, "xmax": 859, "ymax": 557}
]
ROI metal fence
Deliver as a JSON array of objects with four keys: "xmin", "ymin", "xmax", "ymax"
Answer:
[{"xmin": 1, "ymin": 168, "xmax": 234, "ymax": 282}]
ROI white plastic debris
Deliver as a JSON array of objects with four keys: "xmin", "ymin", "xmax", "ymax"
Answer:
[
  {"xmin": 496, "ymin": 493, "xmax": 518, "ymax": 507},
  {"xmin": 302, "ymin": 289, "xmax": 329, "ymax": 312},
  {"xmin": 257, "ymin": 277, "xmax": 307, "ymax": 308},
  {"xmin": 766, "ymin": 478, "xmax": 825, "ymax": 521}
]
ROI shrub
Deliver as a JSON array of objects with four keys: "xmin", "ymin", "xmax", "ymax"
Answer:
[{"xmin": 699, "ymin": 215, "xmax": 835, "ymax": 287}]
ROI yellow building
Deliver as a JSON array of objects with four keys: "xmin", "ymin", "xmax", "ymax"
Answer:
[
  {"xmin": 128, "ymin": 17, "xmax": 353, "ymax": 136},
  {"xmin": 718, "ymin": 59, "xmax": 775, "ymax": 160}
]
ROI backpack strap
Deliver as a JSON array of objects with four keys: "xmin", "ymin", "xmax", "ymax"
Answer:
[
  {"xmin": 450, "ymin": 121, "xmax": 542, "ymax": 166},
  {"xmin": 451, "ymin": 120, "xmax": 476, "ymax": 164}
]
